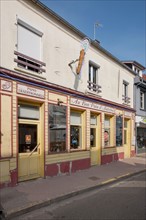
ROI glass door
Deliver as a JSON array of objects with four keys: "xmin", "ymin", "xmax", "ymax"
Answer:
[
  {"xmin": 19, "ymin": 124, "xmax": 38, "ymax": 153},
  {"xmin": 18, "ymin": 103, "xmax": 41, "ymax": 182},
  {"xmin": 90, "ymin": 113, "xmax": 101, "ymax": 165}
]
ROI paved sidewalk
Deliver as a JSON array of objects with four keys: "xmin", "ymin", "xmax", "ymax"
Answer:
[{"xmin": 0, "ymin": 155, "xmax": 146, "ymax": 219}]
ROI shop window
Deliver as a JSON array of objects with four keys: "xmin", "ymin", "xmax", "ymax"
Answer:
[
  {"xmin": 124, "ymin": 119, "xmax": 128, "ymax": 145},
  {"xmin": 104, "ymin": 115, "xmax": 114, "ymax": 147},
  {"xmin": 70, "ymin": 111, "xmax": 83, "ymax": 149},
  {"xmin": 49, "ymin": 104, "xmax": 66, "ymax": 153},
  {"xmin": 116, "ymin": 116, "xmax": 123, "ymax": 146},
  {"xmin": 90, "ymin": 114, "xmax": 97, "ymax": 147},
  {"xmin": 104, "ymin": 116, "xmax": 110, "ymax": 147}
]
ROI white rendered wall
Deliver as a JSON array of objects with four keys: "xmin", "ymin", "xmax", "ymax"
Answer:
[{"xmin": 1, "ymin": 0, "xmax": 134, "ymax": 108}]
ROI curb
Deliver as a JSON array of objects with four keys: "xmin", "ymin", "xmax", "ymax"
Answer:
[{"xmin": 3, "ymin": 169, "xmax": 146, "ymax": 219}]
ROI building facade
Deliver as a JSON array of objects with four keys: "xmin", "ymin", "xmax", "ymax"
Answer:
[
  {"xmin": 0, "ymin": 0, "xmax": 136, "ymax": 187},
  {"xmin": 123, "ymin": 61, "xmax": 146, "ymax": 149}
]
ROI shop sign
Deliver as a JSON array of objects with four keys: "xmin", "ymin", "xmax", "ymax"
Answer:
[
  {"xmin": 1, "ymin": 80, "xmax": 12, "ymax": 91},
  {"xmin": 17, "ymin": 84, "xmax": 45, "ymax": 99},
  {"xmin": 70, "ymin": 98, "xmax": 115, "ymax": 113}
]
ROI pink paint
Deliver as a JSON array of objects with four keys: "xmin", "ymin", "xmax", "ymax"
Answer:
[
  {"xmin": 60, "ymin": 162, "xmax": 70, "ymax": 173},
  {"xmin": 71, "ymin": 158, "xmax": 90, "ymax": 172},
  {"xmin": 45, "ymin": 164, "xmax": 58, "ymax": 177},
  {"xmin": 101, "ymin": 154, "xmax": 113, "ymax": 164},
  {"xmin": 131, "ymin": 150, "xmax": 135, "ymax": 157},
  {"xmin": 45, "ymin": 158, "xmax": 90, "ymax": 177},
  {"xmin": 10, "ymin": 169, "xmax": 18, "ymax": 187}
]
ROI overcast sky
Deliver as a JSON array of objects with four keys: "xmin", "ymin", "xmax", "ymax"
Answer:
[{"xmin": 40, "ymin": 0, "xmax": 146, "ymax": 69}]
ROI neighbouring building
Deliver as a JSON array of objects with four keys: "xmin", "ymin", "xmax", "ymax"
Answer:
[
  {"xmin": 123, "ymin": 61, "xmax": 146, "ymax": 149},
  {"xmin": 0, "ymin": 0, "xmax": 137, "ymax": 187}
]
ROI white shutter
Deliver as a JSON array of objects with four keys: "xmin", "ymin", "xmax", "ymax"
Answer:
[
  {"xmin": 105, "ymin": 118, "xmax": 110, "ymax": 128},
  {"xmin": 70, "ymin": 112, "xmax": 81, "ymax": 124},
  {"xmin": 19, "ymin": 105, "xmax": 39, "ymax": 120},
  {"xmin": 18, "ymin": 24, "xmax": 41, "ymax": 60},
  {"xmin": 90, "ymin": 116, "xmax": 97, "ymax": 125}
]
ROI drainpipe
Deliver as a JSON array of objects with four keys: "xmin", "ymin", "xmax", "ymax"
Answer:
[
  {"xmin": 135, "ymin": 122, "xmax": 139, "ymax": 155},
  {"xmin": 134, "ymin": 79, "xmax": 142, "ymax": 155}
]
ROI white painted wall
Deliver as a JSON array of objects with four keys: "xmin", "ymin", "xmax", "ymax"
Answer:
[{"xmin": 1, "ymin": 0, "xmax": 134, "ymax": 108}]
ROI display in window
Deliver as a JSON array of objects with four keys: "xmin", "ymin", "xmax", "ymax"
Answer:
[
  {"xmin": 49, "ymin": 104, "xmax": 66, "ymax": 153},
  {"xmin": 25, "ymin": 135, "xmax": 31, "ymax": 144},
  {"xmin": 116, "ymin": 116, "xmax": 123, "ymax": 146},
  {"xmin": 90, "ymin": 128, "xmax": 96, "ymax": 147},
  {"xmin": 19, "ymin": 124, "xmax": 37, "ymax": 153},
  {"xmin": 70, "ymin": 126, "xmax": 80, "ymax": 149},
  {"xmin": 104, "ymin": 130, "xmax": 109, "ymax": 146}
]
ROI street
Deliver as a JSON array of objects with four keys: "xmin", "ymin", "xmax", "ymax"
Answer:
[{"xmin": 9, "ymin": 172, "xmax": 146, "ymax": 220}]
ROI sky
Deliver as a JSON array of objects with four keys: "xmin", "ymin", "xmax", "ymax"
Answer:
[{"xmin": 40, "ymin": 0, "xmax": 146, "ymax": 69}]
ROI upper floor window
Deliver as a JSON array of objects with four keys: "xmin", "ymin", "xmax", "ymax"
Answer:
[
  {"xmin": 14, "ymin": 19, "xmax": 45, "ymax": 75},
  {"xmin": 123, "ymin": 81, "xmax": 128, "ymax": 97},
  {"xmin": 87, "ymin": 62, "xmax": 101, "ymax": 94},
  {"xmin": 122, "ymin": 80, "xmax": 130, "ymax": 104},
  {"xmin": 17, "ymin": 19, "xmax": 42, "ymax": 60},
  {"xmin": 140, "ymin": 91, "xmax": 144, "ymax": 109}
]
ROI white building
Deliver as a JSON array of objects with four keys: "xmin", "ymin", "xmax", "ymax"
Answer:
[{"xmin": 0, "ymin": 0, "xmax": 136, "ymax": 187}]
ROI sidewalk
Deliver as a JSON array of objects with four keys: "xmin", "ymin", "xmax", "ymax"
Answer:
[{"xmin": 1, "ymin": 154, "xmax": 146, "ymax": 219}]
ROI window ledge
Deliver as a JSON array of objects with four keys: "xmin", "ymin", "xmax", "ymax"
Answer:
[
  {"xmin": 70, "ymin": 149, "xmax": 88, "ymax": 152},
  {"xmin": 48, "ymin": 151, "xmax": 67, "ymax": 155},
  {"xmin": 85, "ymin": 89, "xmax": 102, "ymax": 97},
  {"xmin": 14, "ymin": 67, "xmax": 46, "ymax": 80},
  {"xmin": 103, "ymin": 146, "xmax": 116, "ymax": 149}
]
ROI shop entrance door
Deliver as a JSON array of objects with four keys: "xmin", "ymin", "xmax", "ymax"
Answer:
[
  {"xmin": 18, "ymin": 122, "xmax": 41, "ymax": 182},
  {"xmin": 124, "ymin": 119, "xmax": 131, "ymax": 158},
  {"xmin": 90, "ymin": 114, "xmax": 101, "ymax": 165}
]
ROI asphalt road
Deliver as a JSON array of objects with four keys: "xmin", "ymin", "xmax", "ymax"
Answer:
[{"xmin": 9, "ymin": 172, "xmax": 146, "ymax": 220}]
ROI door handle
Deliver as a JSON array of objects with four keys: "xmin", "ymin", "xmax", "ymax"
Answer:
[{"xmin": 29, "ymin": 143, "xmax": 40, "ymax": 157}]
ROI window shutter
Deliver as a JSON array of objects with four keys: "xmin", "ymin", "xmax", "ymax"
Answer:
[{"xmin": 18, "ymin": 24, "xmax": 41, "ymax": 60}]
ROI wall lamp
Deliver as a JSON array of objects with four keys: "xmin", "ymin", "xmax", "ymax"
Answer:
[
  {"xmin": 57, "ymin": 98, "xmax": 63, "ymax": 106},
  {"xmin": 118, "ymin": 113, "xmax": 123, "ymax": 118}
]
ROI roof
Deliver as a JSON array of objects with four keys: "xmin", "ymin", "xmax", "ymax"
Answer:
[
  {"xmin": 122, "ymin": 60, "xmax": 146, "ymax": 70},
  {"xmin": 31, "ymin": 0, "xmax": 137, "ymax": 76}
]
